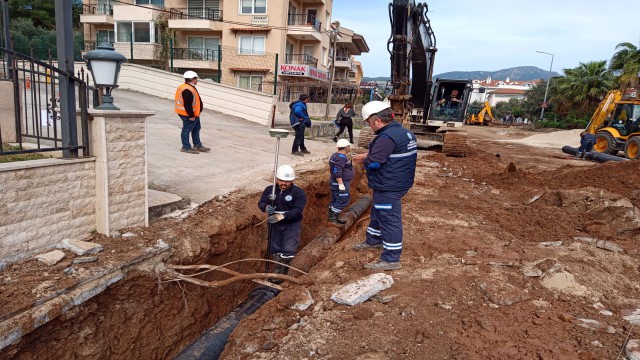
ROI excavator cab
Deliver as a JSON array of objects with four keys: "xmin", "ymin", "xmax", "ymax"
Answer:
[{"xmin": 429, "ymin": 79, "xmax": 472, "ymax": 125}]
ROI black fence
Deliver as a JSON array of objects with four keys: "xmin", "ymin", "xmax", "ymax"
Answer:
[
  {"xmin": 82, "ymin": 3, "xmax": 113, "ymax": 15},
  {"xmin": 0, "ymin": 48, "xmax": 92, "ymax": 157},
  {"xmin": 169, "ymin": 8, "xmax": 223, "ymax": 21}
]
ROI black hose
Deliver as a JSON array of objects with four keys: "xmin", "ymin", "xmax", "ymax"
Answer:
[
  {"xmin": 561, "ymin": 146, "xmax": 628, "ymax": 162},
  {"xmin": 174, "ymin": 286, "xmax": 279, "ymax": 360}
]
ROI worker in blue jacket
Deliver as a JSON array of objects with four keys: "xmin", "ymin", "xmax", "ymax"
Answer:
[
  {"xmin": 289, "ymin": 94, "xmax": 312, "ymax": 156},
  {"xmin": 328, "ymin": 138, "xmax": 355, "ymax": 225},
  {"xmin": 258, "ymin": 165, "xmax": 307, "ymax": 281},
  {"xmin": 352, "ymin": 101, "xmax": 417, "ymax": 271}
]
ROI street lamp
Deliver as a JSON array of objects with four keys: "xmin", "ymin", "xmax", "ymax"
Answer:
[
  {"xmin": 536, "ymin": 50, "xmax": 554, "ymax": 121},
  {"xmin": 83, "ymin": 42, "xmax": 127, "ymax": 110}
]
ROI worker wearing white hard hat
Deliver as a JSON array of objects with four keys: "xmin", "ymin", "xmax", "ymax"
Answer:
[
  {"xmin": 328, "ymin": 139, "xmax": 354, "ymax": 225},
  {"xmin": 258, "ymin": 164, "xmax": 307, "ymax": 282},
  {"xmin": 175, "ymin": 70, "xmax": 210, "ymax": 154},
  {"xmin": 352, "ymin": 101, "xmax": 417, "ymax": 271}
]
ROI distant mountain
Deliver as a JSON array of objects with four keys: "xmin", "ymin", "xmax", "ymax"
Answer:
[{"xmin": 362, "ymin": 66, "xmax": 560, "ymax": 83}]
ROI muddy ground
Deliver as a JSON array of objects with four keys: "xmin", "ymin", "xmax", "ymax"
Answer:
[{"xmin": 3, "ymin": 125, "xmax": 640, "ymax": 359}]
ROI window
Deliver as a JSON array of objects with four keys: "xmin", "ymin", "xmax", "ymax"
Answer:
[
  {"xmin": 96, "ymin": 30, "xmax": 114, "ymax": 44},
  {"xmin": 116, "ymin": 22, "xmax": 155, "ymax": 43},
  {"xmin": 188, "ymin": 36, "xmax": 220, "ymax": 60},
  {"xmin": 135, "ymin": 0, "xmax": 164, "ymax": 6},
  {"xmin": 240, "ymin": 0, "xmax": 266, "ymax": 14},
  {"xmin": 238, "ymin": 36, "xmax": 265, "ymax": 55},
  {"xmin": 188, "ymin": 0, "xmax": 221, "ymax": 19},
  {"xmin": 238, "ymin": 75, "xmax": 263, "ymax": 92}
]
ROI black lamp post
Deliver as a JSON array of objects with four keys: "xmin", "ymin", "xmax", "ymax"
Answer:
[{"xmin": 83, "ymin": 42, "xmax": 127, "ymax": 110}]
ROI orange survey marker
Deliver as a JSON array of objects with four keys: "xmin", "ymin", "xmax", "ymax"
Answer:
[{"xmin": 25, "ymin": 76, "xmax": 31, "ymax": 89}]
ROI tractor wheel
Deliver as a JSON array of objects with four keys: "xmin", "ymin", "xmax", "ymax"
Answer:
[
  {"xmin": 357, "ymin": 126, "xmax": 376, "ymax": 149},
  {"xmin": 625, "ymin": 137, "xmax": 640, "ymax": 160},
  {"xmin": 594, "ymin": 132, "xmax": 618, "ymax": 155}
]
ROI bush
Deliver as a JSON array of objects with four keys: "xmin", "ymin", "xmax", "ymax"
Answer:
[{"xmin": 535, "ymin": 120, "xmax": 567, "ymax": 130}]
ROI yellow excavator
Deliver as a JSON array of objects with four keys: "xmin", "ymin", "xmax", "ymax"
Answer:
[
  {"xmin": 466, "ymin": 101, "xmax": 494, "ymax": 126},
  {"xmin": 586, "ymin": 89, "xmax": 640, "ymax": 159}
]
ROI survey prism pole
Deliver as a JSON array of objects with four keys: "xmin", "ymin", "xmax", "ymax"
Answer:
[{"xmin": 266, "ymin": 129, "xmax": 289, "ymax": 272}]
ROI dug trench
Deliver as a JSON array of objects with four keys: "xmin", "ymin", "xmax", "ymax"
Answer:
[{"xmin": 1, "ymin": 165, "xmax": 368, "ymax": 359}]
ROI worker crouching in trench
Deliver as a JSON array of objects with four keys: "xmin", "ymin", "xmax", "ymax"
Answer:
[{"xmin": 258, "ymin": 165, "xmax": 307, "ymax": 283}]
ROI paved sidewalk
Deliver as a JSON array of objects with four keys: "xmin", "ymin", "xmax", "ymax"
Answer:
[{"xmin": 112, "ymin": 90, "xmax": 356, "ymax": 204}]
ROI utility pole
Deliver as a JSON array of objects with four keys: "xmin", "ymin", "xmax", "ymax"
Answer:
[
  {"xmin": 536, "ymin": 50, "xmax": 554, "ymax": 121},
  {"xmin": 324, "ymin": 21, "xmax": 339, "ymax": 122},
  {"xmin": 55, "ymin": 0, "xmax": 78, "ymax": 158}
]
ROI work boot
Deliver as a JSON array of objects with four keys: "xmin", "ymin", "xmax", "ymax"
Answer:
[
  {"xmin": 195, "ymin": 146, "xmax": 211, "ymax": 152},
  {"xmin": 300, "ymin": 149, "xmax": 311, "ymax": 154},
  {"xmin": 328, "ymin": 210, "xmax": 347, "ymax": 225},
  {"xmin": 180, "ymin": 147, "xmax": 199, "ymax": 154},
  {"xmin": 269, "ymin": 254, "xmax": 292, "ymax": 284},
  {"xmin": 364, "ymin": 260, "xmax": 401, "ymax": 271},
  {"xmin": 332, "ymin": 136, "xmax": 338, "ymax": 143},
  {"xmin": 352, "ymin": 242, "xmax": 383, "ymax": 251},
  {"xmin": 292, "ymin": 151, "xmax": 304, "ymax": 156}
]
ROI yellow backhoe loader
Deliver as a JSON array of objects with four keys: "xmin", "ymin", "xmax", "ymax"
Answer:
[
  {"xmin": 466, "ymin": 101, "xmax": 494, "ymax": 126},
  {"xmin": 586, "ymin": 89, "xmax": 640, "ymax": 159}
]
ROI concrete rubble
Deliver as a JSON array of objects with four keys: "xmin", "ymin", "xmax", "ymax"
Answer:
[
  {"xmin": 34, "ymin": 250, "xmax": 65, "ymax": 266},
  {"xmin": 573, "ymin": 236, "xmax": 624, "ymax": 253},
  {"xmin": 59, "ymin": 239, "xmax": 104, "ymax": 256},
  {"xmin": 626, "ymin": 339, "xmax": 640, "ymax": 360},
  {"xmin": 330, "ymin": 273, "xmax": 394, "ymax": 306}
]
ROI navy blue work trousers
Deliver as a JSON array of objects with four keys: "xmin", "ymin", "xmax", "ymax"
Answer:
[
  {"xmin": 291, "ymin": 124, "xmax": 307, "ymax": 152},
  {"xmin": 270, "ymin": 221, "xmax": 301, "ymax": 258},
  {"xmin": 329, "ymin": 180, "xmax": 350, "ymax": 213},
  {"xmin": 365, "ymin": 190, "xmax": 408, "ymax": 263}
]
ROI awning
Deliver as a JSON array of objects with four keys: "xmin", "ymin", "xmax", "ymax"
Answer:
[
  {"xmin": 229, "ymin": 27, "xmax": 271, "ymax": 32},
  {"xmin": 229, "ymin": 67, "xmax": 270, "ymax": 72}
]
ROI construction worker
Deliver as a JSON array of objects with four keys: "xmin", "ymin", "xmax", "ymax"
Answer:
[
  {"xmin": 352, "ymin": 101, "xmax": 417, "ymax": 271},
  {"xmin": 328, "ymin": 139, "xmax": 354, "ymax": 225},
  {"xmin": 175, "ymin": 70, "xmax": 211, "ymax": 154},
  {"xmin": 258, "ymin": 165, "xmax": 307, "ymax": 281}
]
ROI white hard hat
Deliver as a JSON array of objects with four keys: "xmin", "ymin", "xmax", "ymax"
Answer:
[
  {"xmin": 183, "ymin": 70, "xmax": 198, "ymax": 79},
  {"xmin": 336, "ymin": 139, "xmax": 351, "ymax": 148},
  {"xmin": 276, "ymin": 165, "xmax": 296, "ymax": 181},
  {"xmin": 361, "ymin": 101, "xmax": 391, "ymax": 121}
]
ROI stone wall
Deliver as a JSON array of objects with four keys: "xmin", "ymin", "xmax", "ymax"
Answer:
[{"xmin": 0, "ymin": 158, "xmax": 96, "ymax": 263}]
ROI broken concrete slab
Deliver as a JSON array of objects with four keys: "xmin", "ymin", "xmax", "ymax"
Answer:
[
  {"xmin": 592, "ymin": 302, "xmax": 613, "ymax": 316},
  {"xmin": 35, "ymin": 250, "xmax": 65, "ymax": 266},
  {"xmin": 626, "ymin": 339, "xmax": 640, "ymax": 360},
  {"xmin": 331, "ymin": 273, "xmax": 394, "ymax": 306},
  {"xmin": 538, "ymin": 241, "xmax": 563, "ymax": 247},
  {"xmin": 573, "ymin": 236, "xmax": 624, "ymax": 253},
  {"xmin": 478, "ymin": 280, "xmax": 530, "ymax": 306},
  {"xmin": 72, "ymin": 256, "xmax": 98, "ymax": 264},
  {"xmin": 290, "ymin": 289, "xmax": 314, "ymax": 311},
  {"xmin": 60, "ymin": 239, "xmax": 103, "ymax": 256},
  {"xmin": 621, "ymin": 308, "xmax": 640, "ymax": 325},
  {"xmin": 559, "ymin": 313, "xmax": 616, "ymax": 334}
]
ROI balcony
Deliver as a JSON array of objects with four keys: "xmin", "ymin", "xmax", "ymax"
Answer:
[
  {"xmin": 334, "ymin": 55, "xmax": 354, "ymax": 70},
  {"xmin": 80, "ymin": 4, "xmax": 114, "ymax": 24},
  {"xmin": 168, "ymin": 8, "xmax": 224, "ymax": 31},
  {"xmin": 172, "ymin": 48, "xmax": 220, "ymax": 70},
  {"xmin": 287, "ymin": 14, "xmax": 322, "ymax": 42},
  {"xmin": 112, "ymin": 34, "xmax": 161, "ymax": 61},
  {"xmin": 285, "ymin": 54, "xmax": 318, "ymax": 67}
]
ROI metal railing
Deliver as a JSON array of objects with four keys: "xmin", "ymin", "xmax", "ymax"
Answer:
[
  {"xmin": 284, "ymin": 53, "xmax": 318, "ymax": 66},
  {"xmin": 84, "ymin": 41, "xmax": 97, "ymax": 51},
  {"xmin": 82, "ymin": 4, "xmax": 113, "ymax": 15},
  {"xmin": 287, "ymin": 14, "xmax": 322, "ymax": 31},
  {"xmin": 169, "ymin": 8, "xmax": 223, "ymax": 21},
  {"xmin": 0, "ymin": 48, "xmax": 92, "ymax": 157},
  {"xmin": 174, "ymin": 48, "xmax": 220, "ymax": 61}
]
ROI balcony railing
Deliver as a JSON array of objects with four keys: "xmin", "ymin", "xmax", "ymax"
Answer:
[
  {"xmin": 287, "ymin": 14, "xmax": 322, "ymax": 31},
  {"xmin": 169, "ymin": 8, "xmax": 223, "ymax": 21},
  {"xmin": 285, "ymin": 53, "xmax": 318, "ymax": 67},
  {"xmin": 84, "ymin": 41, "xmax": 97, "ymax": 51},
  {"xmin": 174, "ymin": 48, "xmax": 220, "ymax": 61},
  {"xmin": 82, "ymin": 4, "xmax": 113, "ymax": 15}
]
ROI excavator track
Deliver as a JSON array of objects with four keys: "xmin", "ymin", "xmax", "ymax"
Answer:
[{"xmin": 442, "ymin": 131, "xmax": 467, "ymax": 157}]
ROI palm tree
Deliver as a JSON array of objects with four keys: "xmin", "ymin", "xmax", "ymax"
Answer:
[
  {"xmin": 552, "ymin": 60, "xmax": 616, "ymax": 117},
  {"xmin": 609, "ymin": 42, "xmax": 640, "ymax": 89}
]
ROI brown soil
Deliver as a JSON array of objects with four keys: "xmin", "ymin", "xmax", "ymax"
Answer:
[{"xmin": 4, "ymin": 126, "xmax": 640, "ymax": 359}]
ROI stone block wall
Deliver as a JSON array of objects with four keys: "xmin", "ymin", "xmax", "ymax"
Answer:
[{"xmin": 0, "ymin": 158, "xmax": 96, "ymax": 263}]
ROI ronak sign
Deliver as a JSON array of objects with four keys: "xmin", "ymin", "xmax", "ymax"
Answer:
[{"xmin": 278, "ymin": 64, "xmax": 328, "ymax": 82}]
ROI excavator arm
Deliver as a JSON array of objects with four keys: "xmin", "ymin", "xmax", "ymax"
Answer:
[
  {"xmin": 585, "ymin": 90, "xmax": 623, "ymax": 134},
  {"xmin": 388, "ymin": 0, "xmax": 436, "ymax": 123}
]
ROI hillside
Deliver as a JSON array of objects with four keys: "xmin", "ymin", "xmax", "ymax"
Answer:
[{"xmin": 363, "ymin": 66, "xmax": 560, "ymax": 83}]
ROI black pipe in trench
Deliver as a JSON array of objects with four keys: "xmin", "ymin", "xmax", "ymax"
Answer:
[
  {"xmin": 561, "ymin": 146, "xmax": 628, "ymax": 162},
  {"xmin": 174, "ymin": 194, "xmax": 373, "ymax": 360}
]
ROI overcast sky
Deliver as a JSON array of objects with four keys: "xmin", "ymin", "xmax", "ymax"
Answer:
[{"xmin": 333, "ymin": 0, "xmax": 640, "ymax": 78}]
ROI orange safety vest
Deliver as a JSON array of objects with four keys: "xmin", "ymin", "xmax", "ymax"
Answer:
[{"xmin": 175, "ymin": 83, "xmax": 202, "ymax": 117}]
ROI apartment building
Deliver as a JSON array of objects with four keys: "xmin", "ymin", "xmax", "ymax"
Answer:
[
  {"xmin": 469, "ymin": 77, "xmax": 541, "ymax": 107},
  {"xmin": 80, "ymin": 0, "xmax": 368, "ymax": 99}
]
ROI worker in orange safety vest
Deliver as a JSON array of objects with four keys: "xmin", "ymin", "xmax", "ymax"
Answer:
[{"xmin": 175, "ymin": 70, "xmax": 210, "ymax": 154}]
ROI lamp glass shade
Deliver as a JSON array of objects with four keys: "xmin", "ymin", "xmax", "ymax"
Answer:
[{"xmin": 90, "ymin": 60, "xmax": 117, "ymax": 86}]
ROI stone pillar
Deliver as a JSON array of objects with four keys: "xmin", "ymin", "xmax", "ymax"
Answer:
[
  {"xmin": 89, "ymin": 110, "xmax": 154, "ymax": 236},
  {"xmin": 0, "ymin": 81, "xmax": 17, "ymax": 143}
]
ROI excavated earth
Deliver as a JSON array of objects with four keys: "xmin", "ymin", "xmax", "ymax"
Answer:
[{"xmin": 3, "ymin": 125, "xmax": 640, "ymax": 359}]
